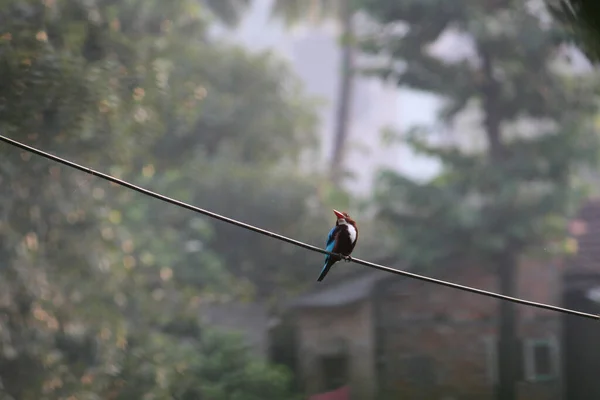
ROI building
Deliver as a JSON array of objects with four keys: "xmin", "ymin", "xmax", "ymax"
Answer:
[
  {"xmin": 288, "ymin": 269, "xmax": 390, "ymax": 399},
  {"xmin": 288, "ymin": 200, "xmax": 600, "ymax": 400}
]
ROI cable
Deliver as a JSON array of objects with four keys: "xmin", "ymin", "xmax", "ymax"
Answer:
[{"xmin": 1, "ymin": 134, "xmax": 599, "ymax": 321}]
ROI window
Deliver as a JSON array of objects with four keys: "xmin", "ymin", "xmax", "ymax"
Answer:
[
  {"xmin": 524, "ymin": 338, "xmax": 559, "ymax": 382},
  {"xmin": 484, "ymin": 336, "xmax": 559, "ymax": 383}
]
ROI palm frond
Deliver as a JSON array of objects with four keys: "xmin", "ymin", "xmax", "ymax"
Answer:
[{"xmin": 548, "ymin": 0, "xmax": 600, "ymax": 63}]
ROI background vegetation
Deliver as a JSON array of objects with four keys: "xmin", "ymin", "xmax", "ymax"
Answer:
[{"xmin": 1, "ymin": 0, "xmax": 599, "ymax": 399}]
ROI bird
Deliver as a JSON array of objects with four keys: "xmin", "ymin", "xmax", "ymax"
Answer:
[{"xmin": 317, "ymin": 209, "xmax": 359, "ymax": 282}]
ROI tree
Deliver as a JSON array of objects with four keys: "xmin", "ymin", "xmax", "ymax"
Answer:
[
  {"xmin": 359, "ymin": 0, "xmax": 599, "ymax": 399},
  {"xmin": 0, "ymin": 0, "xmax": 320, "ymax": 396},
  {"xmin": 111, "ymin": 6, "xmax": 328, "ymax": 299},
  {"xmin": 0, "ymin": 1, "xmax": 134, "ymax": 394},
  {"xmin": 271, "ymin": 0, "xmax": 357, "ymax": 182},
  {"xmin": 202, "ymin": 0, "xmax": 251, "ymax": 26},
  {"xmin": 115, "ymin": 328, "xmax": 300, "ymax": 400}
]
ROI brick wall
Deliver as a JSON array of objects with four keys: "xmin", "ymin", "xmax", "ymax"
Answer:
[{"xmin": 374, "ymin": 260, "xmax": 562, "ymax": 400}]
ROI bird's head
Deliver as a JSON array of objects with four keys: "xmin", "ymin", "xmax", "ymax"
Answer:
[{"xmin": 333, "ymin": 209, "xmax": 356, "ymax": 227}]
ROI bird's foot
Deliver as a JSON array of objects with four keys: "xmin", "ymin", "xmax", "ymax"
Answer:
[{"xmin": 342, "ymin": 255, "xmax": 353, "ymax": 263}]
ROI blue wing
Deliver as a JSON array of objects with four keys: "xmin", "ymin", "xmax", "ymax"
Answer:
[
  {"xmin": 324, "ymin": 226, "xmax": 337, "ymax": 262},
  {"xmin": 326, "ymin": 226, "xmax": 337, "ymax": 246},
  {"xmin": 318, "ymin": 226, "xmax": 339, "ymax": 282}
]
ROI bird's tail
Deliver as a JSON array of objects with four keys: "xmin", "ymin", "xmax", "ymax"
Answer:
[{"xmin": 317, "ymin": 258, "xmax": 336, "ymax": 282}]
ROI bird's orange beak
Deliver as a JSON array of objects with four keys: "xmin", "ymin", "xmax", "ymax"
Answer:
[{"xmin": 333, "ymin": 209, "xmax": 345, "ymax": 219}]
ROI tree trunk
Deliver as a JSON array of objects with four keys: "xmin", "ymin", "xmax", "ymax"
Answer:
[
  {"xmin": 480, "ymin": 46, "xmax": 503, "ymax": 161},
  {"xmin": 497, "ymin": 256, "xmax": 518, "ymax": 400},
  {"xmin": 330, "ymin": 0, "xmax": 354, "ymax": 183},
  {"xmin": 480, "ymin": 46, "xmax": 518, "ymax": 400}
]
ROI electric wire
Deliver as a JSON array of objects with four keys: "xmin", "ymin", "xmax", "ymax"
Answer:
[{"xmin": 1, "ymin": 134, "xmax": 598, "ymax": 321}]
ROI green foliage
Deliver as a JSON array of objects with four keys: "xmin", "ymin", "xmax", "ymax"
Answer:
[
  {"xmin": 0, "ymin": 0, "xmax": 319, "ymax": 397},
  {"xmin": 114, "ymin": 328, "xmax": 299, "ymax": 400},
  {"xmin": 360, "ymin": 0, "xmax": 600, "ymax": 269}
]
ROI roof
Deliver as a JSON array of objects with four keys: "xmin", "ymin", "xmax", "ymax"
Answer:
[{"xmin": 287, "ymin": 262, "xmax": 402, "ymax": 309}]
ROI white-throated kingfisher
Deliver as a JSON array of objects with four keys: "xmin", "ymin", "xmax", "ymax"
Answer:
[{"xmin": 317, "ymin": 209, "xmax": 359, "ymax": 282}]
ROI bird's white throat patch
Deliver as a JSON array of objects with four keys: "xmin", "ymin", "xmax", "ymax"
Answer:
[{"xmin": 339, "ymin": 220, "xmax": 357, "ymax": 243}]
